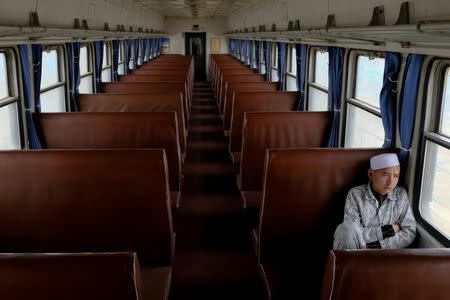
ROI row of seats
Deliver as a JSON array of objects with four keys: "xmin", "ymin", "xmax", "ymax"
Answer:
[
  {"xmin": 210, "ymin": 54, "xmax": 450, "ymax": 300},
  {"xmin": 0, "ymin": 54, "xmax": 194, "ymax": 299}
]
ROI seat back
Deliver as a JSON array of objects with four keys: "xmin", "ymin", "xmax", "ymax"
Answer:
[
  {"xmin": 77, "ymin": 93, "xmax": 186, "ymax": 154},
  {"xmin": 218, "ymin": 75, "xmax": 265, "ymax": 109},
  {"xmin": 0, "ymin": 252, "xmax": 143, "ymax": 300},
  {"xmin": 34, "ymin": 112, "xmax": 181, "ymax": 191},
  {"xmin": 322, "ymin": 249, "xmax": 450, "ymax": 300},
  {"xmin": 222, "ymin": 82, "xmax": 278, "ymax": 129},
  {"xmin": 240, "ymin": 112, "xmax": 332, "ymax": 191},
  {"xmin": 0, "ymin": 149, "xmax": 173, "ymax": 267},
  {"xmin": 229, "ymin": 91, "xmax": 298, "ymax": 152},
  {"xmin": 101, "ymin": 82, "xmax": 189, "ymax": 120},
  {"xmin": 259, "ymin": 148, "xmax": 398, "ymax": 263}
]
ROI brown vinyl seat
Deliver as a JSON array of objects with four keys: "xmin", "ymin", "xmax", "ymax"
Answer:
[
  {"xmin": 216, "ymin": 69, "xmax": 255, "ymax": 99},
  {"xmin": 256, "ymin": 148, "xmax": 398, "ymax": 300},
  {"xmin": 218, "ymin": 75, "xmax": 265, "ymax": 111},
  {"xmin": 0, "ymin": 252, "xmax": 143, "ymax": 300},
  {"xmin": 34, "ymin": 112, "xmax": 182, "ymax": 209},
  {"xmin": 228, "ymin": 91, "xmax": 298, "ymax": 166},
  {"xmin": 321, "ymin": 249, "xmax": 450, "ymax": 300},
  {"xmin": 222, "ymin": 82, "xmax": 278, "ymax": 132},
  {"xmin": 102, "ymin": 82, "xmax": 190, "ymax": 123},
  {"xmin": 0, "ymin": 149, "xmax": 174, "ymax": 300},
  {"xmin": 77, "ymin": 93, "xmax": 187, "ymax": 159},
  {"xmin": 239, "ymin": 112, "xmax": 333, "ymax": 226}
]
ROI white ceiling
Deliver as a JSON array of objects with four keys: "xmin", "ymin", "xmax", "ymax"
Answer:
[{"xmin": 138, "ymin": 0, "xmax": 260, "ymax": 18}]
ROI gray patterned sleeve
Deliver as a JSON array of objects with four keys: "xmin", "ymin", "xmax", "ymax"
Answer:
[
  {"xmin": 343, "ymin": 188, "xmax": 381, "ymax": 244},
  {"xmin": 381, "ymin": 188, "xmax": 417, "ymax": 249}
]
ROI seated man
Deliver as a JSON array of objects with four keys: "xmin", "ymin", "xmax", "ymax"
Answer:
[{"xmin": 333, "ymin": 153, "xmax": 416, "ymax": 249}]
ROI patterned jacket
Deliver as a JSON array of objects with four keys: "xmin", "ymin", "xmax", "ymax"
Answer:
[{"xmin": 343, "ymin": 183, "xmax": 417, "ymax": 249}]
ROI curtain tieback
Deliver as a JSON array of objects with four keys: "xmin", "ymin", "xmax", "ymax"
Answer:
[
  {"xmin": 400, "ymin": 146, "xmax": 410, "ymax": 152},
  {"xmin": 388, "ymin": 75, "xmax": 398, "ymax": 92}
]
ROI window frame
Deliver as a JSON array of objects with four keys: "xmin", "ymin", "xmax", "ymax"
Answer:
[
  {"xmin": 118, "ymin": 41, "xmax": 125, "ymax": 76},
  {"xmin": 39, "ymin": 45, "xmax": 67, "ymax": 113},
  {"xmin": 342, "ymin": 50, "xmax": 385, "ymax": 148},
  {"xmin": 101, "ymin": 41, "xmax": 112, "ymax": 82},
  {"xmin": 260, "ymin": 41, "xmax": 266, "ymax": 75},
  {"xmin": 271, "ymin": 42, "xmax": 278, "ymax": 82},
  {"xmin": 414, "ymin": 59, "xmax": 450, "ymax": 246},
  {"xmin": 0, "ymin": 47, "xmax": 23, "ymax": 149},
  {"xmin": 129, "ymin": 40, "xmax": 135, "ymax": 70},
  {"xmin": 306, "ymin": 47, "xmax": 329, "ymax": 111},
  {"xmin": 78, "ymin": 43, "xmax": 94, "ymax": 94},
  {"xmin": 286, "ymin": 44, "xmax": 298, "ymax": 91}
]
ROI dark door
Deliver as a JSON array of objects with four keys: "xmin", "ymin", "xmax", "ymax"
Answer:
[{"xmin": 185, "ymin": 32, "xmax": 206, "ymax": 81}]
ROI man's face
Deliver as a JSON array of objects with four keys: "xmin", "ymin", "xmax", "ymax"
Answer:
[{"xmin": 368, "ymin": 165, "xmax": 401, "ymax": 196}]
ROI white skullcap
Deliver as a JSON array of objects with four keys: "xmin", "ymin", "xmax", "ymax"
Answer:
[{"xmin": 370, "ymin": 153, "xmax": 400, "ymax": 170}]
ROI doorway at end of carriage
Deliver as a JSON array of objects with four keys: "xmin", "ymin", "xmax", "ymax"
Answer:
[{"xmin": 185, "ymin": 32, "xmax": 206, "ymax": 81}]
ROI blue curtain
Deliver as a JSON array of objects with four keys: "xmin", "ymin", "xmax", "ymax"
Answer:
[
  {"xmin": 66, "ymin": 42, "xmax": 80, "ymax": 111},
  {"xmin": 153, "ymin": 38, "xmax": 157, "ymax": 58},
  {"xmin": 140, "ymin": 39, "xmax": 145, "ymax": 64},
  {"xmin": 94, "ymin": 41, "xmax": 103, "ymax": 93},
  {"xmin": 326, "ymin": 47, "xmax": 345, "ymax": 147},
  {"xmin": 399, "ymin": 54, "xmax": 424, "ymax": 175},
  {"xmin": 124, "ymin": 39, "xmax": 131, "ymax": 74},
  {"xmin": 112, "ymin": 40, "xmax": 120, "ymax": 81},
  {"xmin": 143, "ymin": 38, "xmax": 149, "ymax": 62},
  {"xmin": 380, "ymin": 52, "xmax": 402, "ymax": 148},
  {"xmin": 133, "ymin": 39, "xmax": 139, "ymax": 68},
  {"xmin": 246, "ymin": 40, "xmax": 251, "ymax": 65},
  {"xmin": 157, "ymin": 38, "xmax": 162, "ymax": 56},
  {"xmin": 254, "ymin": 41, "xmax": 260, "ymax": 73},
  {"xmin": 149, "ymin": 38, "xmax": 154, "ymax": 59},
  {"xmin": 295, "ymin": 44, "xmax": 308, "ymax": 110},
  {"xmin": 263, "ymin": 41, "xmax": 271, "ymax": 81},
  {"xmin": 231, "ymin": 39, "xmax": 237, "ymax": 57},
  {"xmin": 31, "ymin": 44, "xmax": 42, "ymax": 113},
  {"xmin": 250, "ymin": 41, "xmax": 254, "ymax": 68},
  {"xmin": 228, "ymin": 39, "xmax": 233, "ymax": 55},
  {"xmin": 19, "ymin": 45, "xmax": 42, "ymax": 149},
  {"xmin": 277, "ymin": 42, "xmax": 287, "ymax": 91}
]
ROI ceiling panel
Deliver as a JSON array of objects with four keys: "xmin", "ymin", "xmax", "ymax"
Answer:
[{"xmin": 139, "ymin": 0, "xmax": 261, "ymax": 18}]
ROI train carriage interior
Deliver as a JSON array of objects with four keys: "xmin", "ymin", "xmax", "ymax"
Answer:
[{"xmin": 0, "ymin": 0, "xmax": 450, "ymax": 299}]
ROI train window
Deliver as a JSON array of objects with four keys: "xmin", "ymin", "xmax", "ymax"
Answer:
[
  {"xmin": 0, "ymin": 50, "xmax": 21, "ymax": 150},
  {"xmin": 79, "ymin": 44, "xmax": 93, "ymax": 93},
  {"xmin": 271, "ymin": 43, "xmax": 278, "ymax": 82},
  {"xmin": 419, "ymin": 66, "xmax": 450, "ymax": 241},
  {"xmin": 355, "ymin": 56, "xmax": 384, "ymax": 109},
  {"xmin": 101, "ymin": 42, "xmax": 112, "ymax": 82},
  {"xmin": 144, "ymin": 41, "xmax": 148, "ymax": 62},
  {"xmin": 118, "ymin": 42, "xmax": 125, "ymax": 75},
  {"xmin": 260, "ymin": 42, "xmax": 266, "ymax": 75},
  {"xmin": 40, "ymin": 47, "xmax": 66, "ymax": 112},
  {"xmin": 129, "ymin": 41, "xmax": 135, "ymax": 70},
  {"xmin": 345, "ymin": 104, "xmax": 384, "ymax": 147},
  {"xmin": 307, "ymin": 48, "xmax": 328, "ymax": 111},
  {"xmin": 40, "ymin": 49, "xmax": 59, "ymax": 89},
  {"xmin": 440, "ymin": 69, "xmax": 450, "ymax": 136},
  {"xmin": 0, "ymin": 53, "xmax": 7, "ymax": 99},
  {"xmin": 251, "ymin": 41, "xmax": 256, "ymax": 69},
  {"xmin": 286, "ymin": 44, "xmax": 298, "ymax": 91},
  {"xmin": 344, "ymin": 53, "xmax": 385, "ymax": 148}
]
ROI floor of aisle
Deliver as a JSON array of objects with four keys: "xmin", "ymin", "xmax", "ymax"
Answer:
[{"xmin": 169, "ymin": 81, "xmax": 264, "ymax": 300}]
